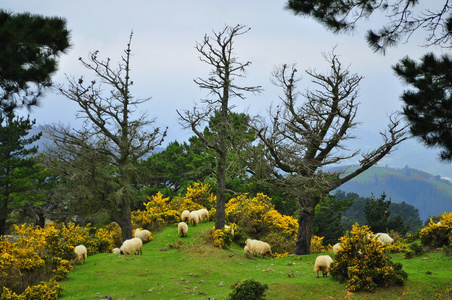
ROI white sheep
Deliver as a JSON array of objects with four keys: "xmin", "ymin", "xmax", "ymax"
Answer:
[
  {"xmin": 332, "ymin": 242, "xmax": 342, "ymax": 254},
  {"xmin": 189, "ymin": 211, "xmax": 199, "ymax": 226},
  {"xmin": 178, "ymin": 222, "xmax": 188, "ymax": 237},
  {"xmin": 135, "ymin": 228, "xmax": 151, "ymax": 243},
  {"xmin": 244, "ymin": 239, "xmax": 272, "ymax": 257},
  {"xmin": 197, "ymin": 208, "xmax": 209, "ymax": 221},
  {"xmin": 112, "ymin": 248, "xmax": 121, "ymax": 254},
  {"xmin": 181, "ymin": 210, "xmax": 190, "ymax": 222},
  {"xmin": 375, "ymin": 233, "xmax": 394, "ymax": 245},
  {"xmin": 74, "ymin": 244, "xmax": 87, "ymax": 265},
  {"xmin": 120, "ymin": 237, "xmax": 143, "ymax": 255},
  {"xmin": 314, "ymin": 255, "xmax": 334, "ymax": 278}
]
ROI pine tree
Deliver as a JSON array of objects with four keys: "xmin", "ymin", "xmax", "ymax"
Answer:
[
  {"xmin": 0, "ymin": 10, "xmax": 70, "ymax": 113},
  {"xmin": 393, "ymin": 52, "xmax": 452, "ymax": 162},
  {"xmin": 0, "ymin": 113, "xmax": 41, "ymax": 234}
]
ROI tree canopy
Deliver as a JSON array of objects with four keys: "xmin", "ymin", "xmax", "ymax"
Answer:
[
  {"xmin": 285, "ymin": 1, "xmax": 452, "ymax": 53},
  {"xmin": 0, "ymin": 10, "xmax": 70, "ymax": 113},
  {"xmin": 393, "ymin": 52, "xmax": 452, "ymax": 162}
]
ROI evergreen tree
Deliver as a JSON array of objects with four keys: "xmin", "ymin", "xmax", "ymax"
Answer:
[
  {"xmin": 364, "ymin": 193, "xmax": 408, "ymax": 235},
  {"xmin": 285, "ymin": 1, "xmax": 452, "ymax": 53},
  {"xmin": 0, "ymin": 10, "xmax": 70, "ymax": 113},
  {"xmin": 393, "ymin": 53, "xmax": 452, "ymax": 162},
  {"xmin": 313, "ymin": 194, "xmax": 354, "ymax": 245},
  {"xmin": 0, "ymin": 113, "xmax": 41, "ymax": 234}
]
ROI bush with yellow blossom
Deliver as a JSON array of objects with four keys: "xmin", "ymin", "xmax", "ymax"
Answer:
[
  {"xmin": 329, "ymin": 223, "xmax": 407, "ymax": 292},
  {"xmin": 225, "ymin": 193, "xmax": 298, "ymax": 255},
  {"xmin": 132, "ymin": 192, "xmax": 179, "ymax": 231},
  {"xmin": 419, "ymin": 212, "xmax": 452, "ymax": 248}
]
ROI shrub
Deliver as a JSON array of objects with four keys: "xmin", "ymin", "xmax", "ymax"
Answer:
[
  {"xmin": 51, "ymin": 258, "xmax": 73, "ymax": 281},
  {"xmin": 212, "ymin": 224, "xmax": 236, "ymax": 249},
  {"xmin": 132, "ymin": 192, "xmax": 180, "ymax": 231},
  {"xmin": 419, "ymin": 212, "xmax": 452, "ymax": 248},
  {"xmin": 168, "ymin": 182, "xmax": 216, "ymax": 213},
  {"xmin": 329, "ymin": 223, "xmax": 408, "ymax": 292},
  {"xmin": 225, "ymin": 193, "xmax": 298, "ymax": 254},
  {"xmin": 310, "ymin": 235, "xmax": 327, "ymax": 254},
  {"xmin": 22, "ymin": 280, "xmax": 63, "ymax": 300},
  {"xmin": 229, "ymin": 279, "xmax": 268, "ymax": 300}
]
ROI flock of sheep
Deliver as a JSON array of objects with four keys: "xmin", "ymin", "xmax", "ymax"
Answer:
[{"xmin": 72, "ymin": 209, "xmax": 394, "ymax": 279}]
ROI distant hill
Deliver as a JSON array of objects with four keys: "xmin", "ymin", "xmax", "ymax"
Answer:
[{"xmin": 335, "ymin": 165, "xmax": 452, "ymax": 222}]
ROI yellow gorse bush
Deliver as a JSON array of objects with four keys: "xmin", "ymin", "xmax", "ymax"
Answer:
[
  {"xmin": 330, "ymin": 223, "xmax": 407, "ymax": 292},
  {"xmin": 132, "ymin": 192, "xmax": 179, "ymax": 230},
  {"xmin": 1, "ymin": 221, "xmax": 122, "ymax": 299},
  {"xmin": 419, "ymin": 212, "xmax": 452, "ymax": 248},
  {"xmin": 225, "ymin": 193, "xmax": 298, "ymax": 255},
  {"xmin": 310, "ymin": 235, "xmax": 327, "ymax": 254}
]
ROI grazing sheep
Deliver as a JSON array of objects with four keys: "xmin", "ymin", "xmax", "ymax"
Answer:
[
  {"xmin": 178, "ymin": 222, "xmax": 188, "ymax": 237},
  {"xmin": 135, "ymin": 228, "xmax": 151, "ymax": 243},
  {"xmin": 74, "ymin": 244, "xmax": 87, "ymax": 265},
  {"xmin": 112, "ymin": 248, "xmax": 121, "ymax": 254},
  {"xmin": 181, "ymin": 210, "xmax": 190, "ymax": 222},
  {"xmin": 314, "ymin": 255, "xmax": 334, "ymax": 278},
  {"xmin": 197, "ymin": 208, "xmax": 209, "ymax": 221},
  {"xmin": 375, "ymin": 233, "xmax": 394, "ymax": 245},
  {"xmin": 189, "ymin": 211, "xmax": 199, "ymax": 226},
  {"xmin": 244, "ymin": 239, "xmax": 272, "ymax": 257},
  {"xmin": 120, "ymin": 237, "xmax": 143, "ymax": 255},
  {"xmin": 332, "ymin": 242, "xmax": 342, "ymax": 254},
  {"xmin": 244, "ymin": 245, "xmax": 251, "ymax": 256}
]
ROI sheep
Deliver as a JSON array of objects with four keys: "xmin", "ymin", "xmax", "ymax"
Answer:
[
  {"xmin": 375, "ymin": 233, "xmax": 394, "ymax": 245},
  {"xmin": 314, "ymin": 255, "xmax": 334, "ymax": 278},
  {"xmin": 181, "ymin": 210, "xmax": 190, "ymax": 222},
  {"xmin": 120, "ymin": 237, "xmax": 143, "ymax": 255},
  {"xmin": 178, "ymin": 222, "xmax": 188, "ymax": 237},
  {"xmin": 189, "ymin": 211, "xmax": 199, "ymax": 226},
  {"xmin": 112, "ymin": 248, "xmax": 121, "ymax": 254},
  {"xmin": 244, "ymin": 239, "xmax": 272, "ymax": 257},
  {"xmin": 332, "ymin": 242, "xmax": 342, "ymax": 254},
  {"xmin": 197, "ymin": 208, "xmax": 209, "ymax": 221},
  {"xmin": 135, "ymin": 228, "xmax": 151, "ymax": 243},
  {"xmin": 74, "ymin": 244, "xmax": 87, "ymax": 265}
]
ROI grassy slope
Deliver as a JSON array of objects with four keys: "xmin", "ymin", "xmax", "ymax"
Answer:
[{"xmin": 60, "ymin": 222, "xmax": 452, "ymax": 300}]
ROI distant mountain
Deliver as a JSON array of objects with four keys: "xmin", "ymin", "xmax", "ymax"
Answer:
[{"xmin": 335, "ymin": 165, "xmax": 452, "ymax": 222}]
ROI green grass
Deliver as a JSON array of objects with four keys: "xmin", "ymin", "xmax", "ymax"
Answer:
[{"xmin": 60, "ymin": 222, "xmax": 452, "ymax": 299}]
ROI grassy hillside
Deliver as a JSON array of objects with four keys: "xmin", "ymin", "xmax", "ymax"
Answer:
[
  {"xmin": 337, "ymin": 166, "xmax": 452, "ymax": 221},
  {"xmin": 60, "ymin": 222, "xmax": 452, "ymax": 300}
]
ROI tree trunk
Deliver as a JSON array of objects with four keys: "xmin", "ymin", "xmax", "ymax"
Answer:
[
  {"xmin": 113, "ymin": 203, "xmax": 133, "ymax": 242},
  {"xmin": 295, "ymin": 207, "xmax": 315, "ymax": 255},
  {"xmin": 215, "ymin": 151, "xmax": 226, "ymax": 230},
  {"xmin": 0, "ymin": 198, "xmax": 7, "ymax": 235}
]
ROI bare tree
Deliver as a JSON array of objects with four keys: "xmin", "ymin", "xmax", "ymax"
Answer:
[
  {"xmin": 178, "ymin": 24, "xmax": 262, "ymax": 230},
  {"xmin": 252, "ymin": 51, "xmax": 408, "ymax": 254},
  {"xmin": 43, "ymin": 33, "xmax": 167, "ymax": 241}
]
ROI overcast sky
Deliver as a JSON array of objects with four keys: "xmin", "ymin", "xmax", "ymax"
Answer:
[{"xmin": 4, "ymin": 1, "xmax": 452, "ymax": 176}]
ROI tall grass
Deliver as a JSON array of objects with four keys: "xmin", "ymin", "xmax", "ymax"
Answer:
[{"xmin": 60, "ymin": 222, "xmax": 452, "ymax": 299}]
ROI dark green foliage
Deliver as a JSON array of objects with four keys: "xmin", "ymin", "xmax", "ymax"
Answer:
[
  {"xmin": 0, "ymin": 113, "xmax": 42, "ymax": 234},
  {"xmin": 229, "ymin": 279, "xmax": 268, "ymax": 300},
  {"xmin": 140, "ymin": 139, "xmax": 215, "ymax": 195},
  {"xmin": 313, "ymin": 194, "xmax": 353, "ymax": 245},
  {"xmin": 0, "ymin": 10, "xmax": 70, "ymax": 113},
  {"xmin": 339, "ymin": 191, "xmax": 419, "ymax": 234},
  {"xmin": 364, "ymin": 193, "xmax": 408, "ymax": 235},
  {"xmin": 393, "ymin": 52, "xmax": 452, "ymax": 162}
]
